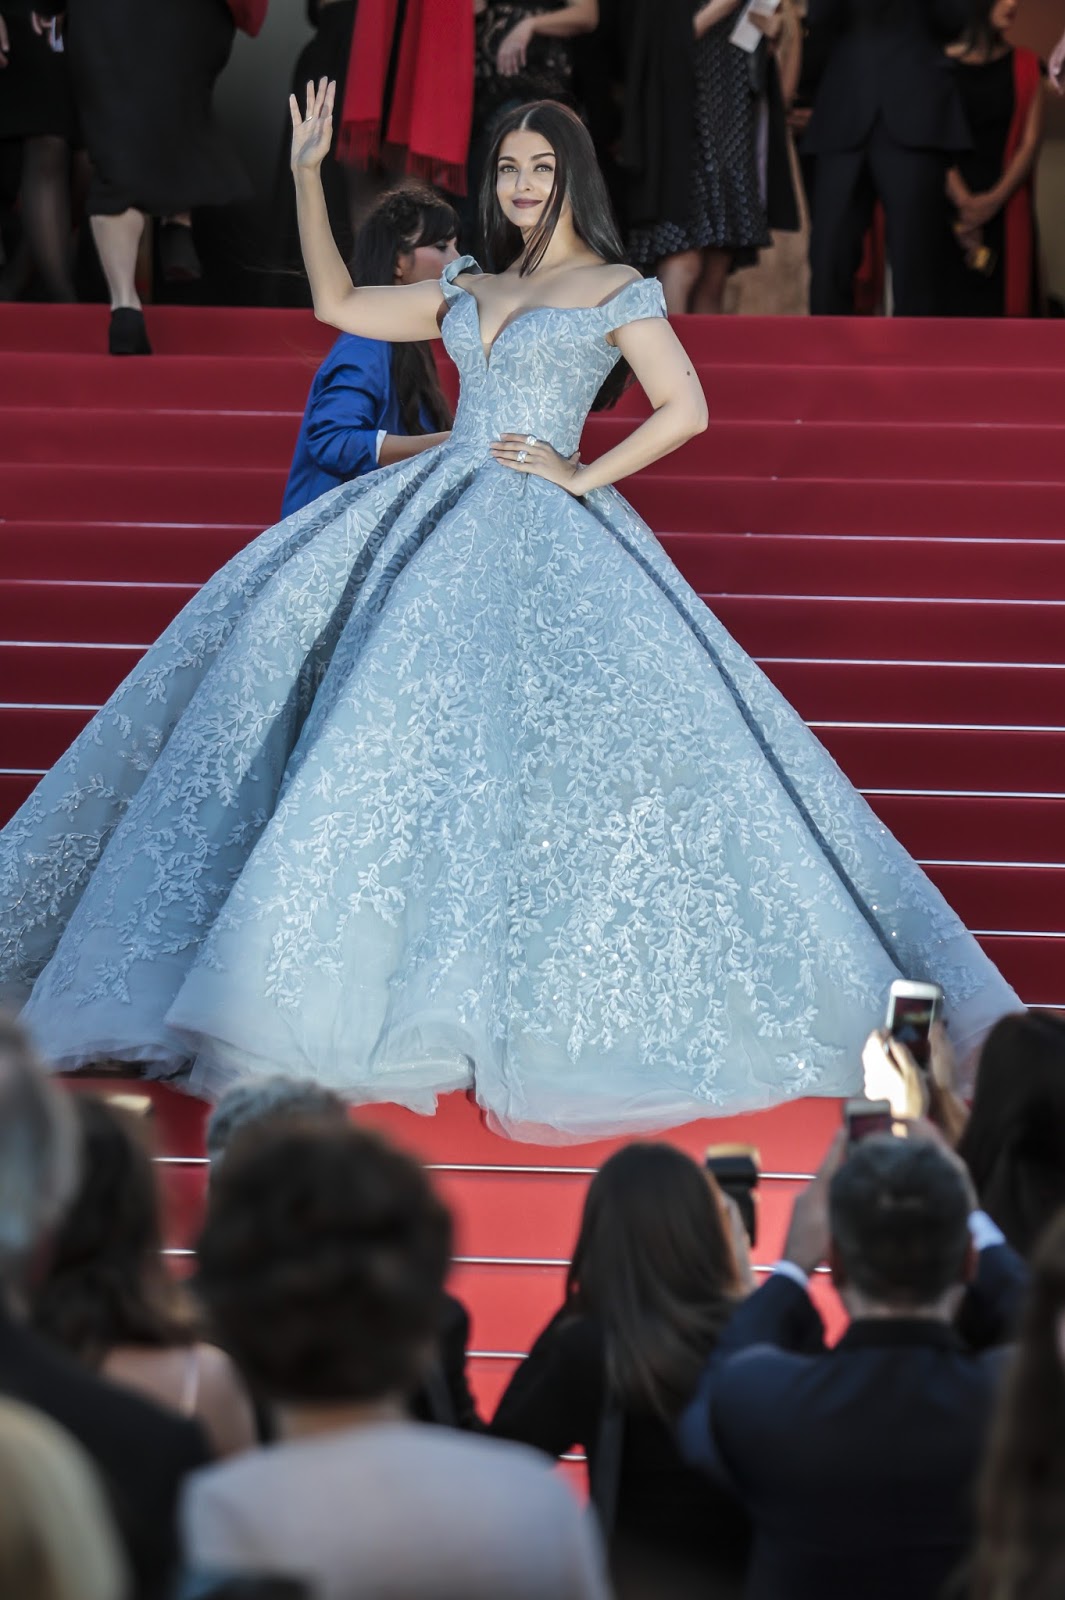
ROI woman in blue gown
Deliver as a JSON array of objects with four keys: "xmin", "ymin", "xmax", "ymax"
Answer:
[{"xmin": 0, "ymin": 89, "xmax": 1019, "ymax": 1140}]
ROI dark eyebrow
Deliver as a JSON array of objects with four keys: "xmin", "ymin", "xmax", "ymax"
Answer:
[{"xmin": 497, "ymin": 151, "xmax": 556, "ymax": 162}]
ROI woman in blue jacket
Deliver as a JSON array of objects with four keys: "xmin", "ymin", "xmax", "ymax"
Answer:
[{"xmin": 282, "ymin": 185, "xmax": 458, "ymax": 516}]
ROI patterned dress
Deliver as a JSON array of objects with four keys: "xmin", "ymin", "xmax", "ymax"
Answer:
[
  {"xmin": 629, "ymin": 6, "xmax": 771, "ymax": 265},
  {"xmin": 0, "ymin": 257, "xmax": 1019, "ymax": 1140}
]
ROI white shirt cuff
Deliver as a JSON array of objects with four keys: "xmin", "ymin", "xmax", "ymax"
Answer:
[
  {"xmin": 375, "ymin": 428, "xmax": 388, "ymax": 463},
  {"xmin": 969, "ymin": 1209, "xmax": 1007, "ymax": 1252},
  {"xmin": 771, "ymin": 1259, "xmax": 811, "ymax": 1291}
]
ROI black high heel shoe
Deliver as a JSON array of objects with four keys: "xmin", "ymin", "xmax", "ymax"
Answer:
[{"xmin": 108, "ymin": 307, "xmax": 152, "ymax": 356}]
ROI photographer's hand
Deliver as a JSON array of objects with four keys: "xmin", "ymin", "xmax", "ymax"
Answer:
[{"xmin": 781, "ymin": 1130, "xmax": 847, "ymax": 1276}]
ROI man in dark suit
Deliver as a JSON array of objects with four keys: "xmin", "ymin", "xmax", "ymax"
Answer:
[
  {"xmin": 0, "ymin": 1020, "xmax": 209, "ymax": 1599},
  {"xmin": 805, "ymin": 0, "xmax": 970, "ymax": 313},
  {"xmin": 678, "ymin": 1127, "xmax": 1026, "ymax": 1600}
]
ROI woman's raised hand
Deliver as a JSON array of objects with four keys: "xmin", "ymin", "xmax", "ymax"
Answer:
[{"xmin": 289, "ymin": 77, "xmax": 336, "ymax": 174}]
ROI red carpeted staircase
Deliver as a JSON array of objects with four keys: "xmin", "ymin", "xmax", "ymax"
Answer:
[{"xmin": 3, "ymin": 305, "xmax": 1064, "ymax": 1442}]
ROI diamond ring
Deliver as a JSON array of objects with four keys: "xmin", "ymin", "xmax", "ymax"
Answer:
[
  {"xmin": 517, "ymin": 450, "xmax": 528, "ymax": 463},
  {"xmin": 525, "ymin": 435, "xmax": 537, "ymax": 446}
]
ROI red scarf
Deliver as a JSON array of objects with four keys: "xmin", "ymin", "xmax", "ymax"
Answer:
[
  {"xmin": 226, "ymin": 0, "xmax": 268, "ymax": 35},
  {"xmin": 1003, "ymin": 47, "xmax": 1041, "ymax": 318},
  {"xmin": 338, "ymin": 0, "xmax": 474, "ymax": 196}
]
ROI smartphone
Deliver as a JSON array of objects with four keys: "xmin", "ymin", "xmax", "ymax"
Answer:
[
  {"xmin": 705, "ymin": 1144, "xmax": 760, "ymax": 1247},
  {"xmin": 885, "ymin": 980, "xmax": 943, "ymax": 1072},
  {"xmin": 844, "ymin": 1097, "xmax": 896, "ymax": 1147}
]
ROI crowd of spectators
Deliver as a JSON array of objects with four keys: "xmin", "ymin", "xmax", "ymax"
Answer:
[
  {"xmin": 1, "ymin": 1003, "xmax": 1065, "ymax": 1599},
  {"xmin": 0, "ymin": 0, "xmax": 1061, "ymax": 328}
]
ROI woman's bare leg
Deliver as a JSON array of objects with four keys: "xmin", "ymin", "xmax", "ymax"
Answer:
[
  {"xmin": 690, "ymin": 247, "xmax": 732, "ymax": 315},
  {"xmin": 657, "ymin": 249, "xmax": 704, "ymax": 316},
  {"xmin": 90, "ymin": 207, "xmax": 146, "ymax": 309}
]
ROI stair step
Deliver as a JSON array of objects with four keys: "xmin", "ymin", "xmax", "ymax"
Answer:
[
  {"xmin": 614, "ymin": 365, "xmax": 1065, "ymax": 425},
  {"xmin": 5, "ymin": 305, "xmax": 1065, "ymax": 365},
  {"xmin": 711, "ymin": 595, "xmax": 1065, "ymax": 665},
  {"xmin": 2, "ymin": 581, "xmax": 1061, "ymax": 664},
  {"xmin": 762, "ymin": 659, "xmax": 1065, "ymax": 724},
  {"xmin": 0, "ymin": 642, "xmax": 145, "ymax": 704},
  {"xmin": 0, "ymin": 408, "xmax": 302, "ymax": 469},
  {"xmin": 926, "ymin": 863, "xmax": 1065, "ymax": 934},
  {"xmin": 7, "ymin": 525, "xmax": 1060, "ymax": 604},
  {"xmin": 0, "ymin": 523, "xmax": 257, "ymax": 583},
  {"xmin": 634, "ymin": 477, "xmax": 1065, "ymax": 539},
  {"xmin": 2, "ymin": 464, "xmax": 287, "ymax": 525},
  {"xmin": 6, "ymin": 350, "xmax": 1061, "ymax": 426},
  {"xmin": 0, "ymin": 303, "xmax": 334, "ymax": 358},
  {"xmin": 7, "ymin": 409, "xmax": 1065, "ymax": 484},
  {"xmin": 977, "ymin": 934, "xmax": 1064, "ymax": 1002},
  {"xmin": 589, "ymin": 421, "xmax": 1065, "ymax": 484},
  {"xmin": 870, "ymin": 793, "xmax": 1065, "ymax": 864},
  {"xmin": 7, "ymin": 465, "xmax": 1065, "ymax": 538},
  {"xmin": 667, "ymin": 533, "xmax": 1065, "ymax": 602},
  {"xmin": 816, "ymin": 725, "xmax": 1065, "ymax": 794},
  {"xmin": 2, "ymin": 644, "xmax": 1059, "ymax": 730},
  {"xmin": 0, "ymin": 581, "xmax": 199, "ymax": 644},
  {"xmin": 0, "ymin": 353, "xmax": 324, "ymax": 413},
  {"xmin": 4, "ymin": 707, "xmax": 1061, "ymax": 803},
  {"xmin": 674, "ymin": 315, "xmax": 1065, "ymax": 368}
]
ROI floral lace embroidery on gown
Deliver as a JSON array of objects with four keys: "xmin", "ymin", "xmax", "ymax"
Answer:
[{"xmin": 0, "ymin": 256, "xmax": 1020, "ymax": 1139}]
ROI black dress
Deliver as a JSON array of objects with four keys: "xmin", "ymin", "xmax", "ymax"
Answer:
[
  {"xmin": 629, "ymin": 0, "xmax": 771, "ymax": 266},
  {"xmin": 0, "ymin": 14, "xmax": 79, "ymax": 143},
  {"xmin": 64, "ymin": 0, "xmax": 249, "ymax": 216},
  {"xmin": 473, "ymin": 0, "xmax": 578, "ymax": 135},
  {"xmin": 491, "ymin": 1311, "xmax": 751, "ymax": 1593},
  {"xmin": 943, "ymin": 52, "xmax": 1015, "ymax": 317}
]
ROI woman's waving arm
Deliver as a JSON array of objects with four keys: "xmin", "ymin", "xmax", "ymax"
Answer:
[{"xmin": 290, "ymin": 78, "xmax": 445, "ymax": 342}]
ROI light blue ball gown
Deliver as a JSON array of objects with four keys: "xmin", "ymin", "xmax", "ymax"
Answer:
[{"xmin": 0, "ymin": 258, "xmax": 1020, "ymax": 1139}]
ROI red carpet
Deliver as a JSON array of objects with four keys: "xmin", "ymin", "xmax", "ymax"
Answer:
[{"xmin": 5, "ymin": 305, "xmax": 1065, "ymax": 1438}]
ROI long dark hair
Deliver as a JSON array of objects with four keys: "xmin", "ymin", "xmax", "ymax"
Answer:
[
  {"xmin": 958, "ymin": 1011, "xmax": 1065, "ymax": 1257},
  {"xmin": 565, "ymin": 1144, "xmax": 742, "ymax": 1420},
  {"xmin": 972, "ymin": 1212, "xmax": 1065, "ymax": 1600},
  {"xmin": 478, "ymin": 100, "xmax": 634, "ymax": 411},
  {"xmin": 958, "ymin": 0, "xmax": 1008, "ymax": 56},
  {"xmin": 32, "ymin": 1095, "xmax": 196, "ymax": 1364},
  {"xmin": 350, "ymin": 185, "xmax": 455, "ymax": 436}
]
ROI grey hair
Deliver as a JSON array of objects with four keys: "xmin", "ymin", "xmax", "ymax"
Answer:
[
  {"xmin": 0, "ymin": 1017, "xmax": 80, "ymax": 1283},
  {"xmin": 205, "ymin": 1075, "xmax": 347, "ymax": 1165}
]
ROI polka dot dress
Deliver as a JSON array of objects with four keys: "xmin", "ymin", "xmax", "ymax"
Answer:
[{"xmin": 629, "ymin": 8, "xmax": 771, "ymax": 266}]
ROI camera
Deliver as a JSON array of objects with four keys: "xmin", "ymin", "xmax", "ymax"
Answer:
[{"xmin": 705, "ymin": 1144, "xmax": 760, "ymax": 1246}]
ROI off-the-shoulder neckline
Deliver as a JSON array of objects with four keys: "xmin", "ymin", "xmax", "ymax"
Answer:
[{"xmin": 442, "ymin": 260, "xmax": 659, "ymax": 366}]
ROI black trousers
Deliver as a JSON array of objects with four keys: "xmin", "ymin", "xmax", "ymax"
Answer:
[{"xmin": 809, "ymin": 119, "xmax": 951, "ymax": 315}]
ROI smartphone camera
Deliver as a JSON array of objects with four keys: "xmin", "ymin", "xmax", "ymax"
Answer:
[
  {"xmin": 885, "ymin": 980, "xmax": 943, "ymax": 1072},
  {"xmin": 705, "ymin": 1144, "xmax": 760, "ymax": 1247},
  {"xmin": 844, "ymin": 1097, "xmax": 897, "ymax": 1148}
]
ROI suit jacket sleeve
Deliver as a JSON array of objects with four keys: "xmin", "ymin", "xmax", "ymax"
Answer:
[
  {"xmin": 303, "ymin": 344, "xmax": 392, "ymax": 480},
  {"xmin": 677, "ymin": 1275, "xmax": 824, "ymax": 1478},
  {"xmin": 956, "ymin": 1243, "xmax": 1030, "ymax": 1351}
]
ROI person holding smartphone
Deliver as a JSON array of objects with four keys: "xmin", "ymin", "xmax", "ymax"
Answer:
[{"xmin": 678, "ymin": 1127, "xmax": 1028, "ymax": 1600}]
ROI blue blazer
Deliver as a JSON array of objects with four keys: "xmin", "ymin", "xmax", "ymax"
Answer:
[
  {"xmin": 677, "ymin": 1245, "xmax": 1026, "ymax": 1600},
  {"xmin": 281, "ymin": 333, "xmax": 429, "ymax": 518}
]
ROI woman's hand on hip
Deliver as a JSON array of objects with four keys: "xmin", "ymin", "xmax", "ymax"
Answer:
[
  {"xmin": 491, "ymin": 434, "xmax": 584, "ymax": 494},
  {"xmin": 290, "ymin": 76, "xmax": 336, "ymax": 173}
]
